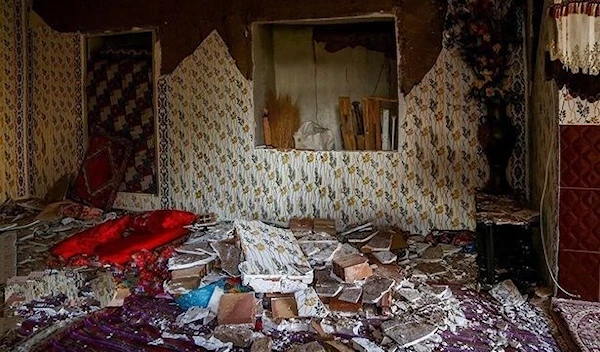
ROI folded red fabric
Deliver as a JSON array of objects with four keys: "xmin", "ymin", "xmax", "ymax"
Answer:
[
  {"xmin": 50, "ymin": 215, "xmax": 132, "ymax": 260},
  {"xmin": 131, "ymin": 210, "xmax": 197, "ymax": 234},
  {"xmin": 95, "ymin": 227, "xmax": 189, "ymax": 265}
]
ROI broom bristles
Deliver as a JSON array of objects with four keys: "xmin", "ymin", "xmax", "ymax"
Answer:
[{"xmin": 265, "ymin": 92, "xmax": 300, "ymax": 149}]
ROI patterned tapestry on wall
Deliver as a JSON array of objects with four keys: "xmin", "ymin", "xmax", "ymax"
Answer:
[
  {"xmin": 506, "ymin": 10, "xmax": 529, "ymax": 196},
  {"xmin": 86, "ymin": 52, "xmax": 157, "ymax": 193},
  {"xmin": 29, "ymin": 25, "xmax": 84, "ymax": 197}
]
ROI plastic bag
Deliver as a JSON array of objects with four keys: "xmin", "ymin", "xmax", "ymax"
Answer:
[{"xmin": 293, "ymin": 121, "xmax": 335, "ymax": 151}]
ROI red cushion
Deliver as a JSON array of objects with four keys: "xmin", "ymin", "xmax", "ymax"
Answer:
[
  {"xmin": 69, "ymin": 133, "xmax": 132, "ymax": 210},
  {"xmin": 95, "ymin": 227, "xmax": 189, "ymax": 265},
  {"xmin": 132, "ymin": 210, "xmax": 197, "ymax": 234},
  {"xmin": 50, "ymin": 216, "xmax": 132, "ymax": 260}
]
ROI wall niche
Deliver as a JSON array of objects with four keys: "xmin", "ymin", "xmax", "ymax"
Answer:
[
  {"xmin": 85, "ymin": 31, "xmax": 158, "ymax": 195},
  {"xmin": 252, "ymin": 18, "xmax": 400, "ymax": 152}
]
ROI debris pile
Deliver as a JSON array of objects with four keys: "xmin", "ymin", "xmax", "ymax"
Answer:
[{"xmin": 0, "ymin": 204, "xmax": 562, "ymax": 351}]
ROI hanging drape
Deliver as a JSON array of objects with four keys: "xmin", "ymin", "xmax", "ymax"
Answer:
[{"xmin": 549, "ymin": 1, "xmax": 600, "ymax": 75}]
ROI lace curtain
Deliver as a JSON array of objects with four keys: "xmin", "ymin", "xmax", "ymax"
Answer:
[{"xmin": 549, "ymin": 1, "xmax": 600, "ymax": 75}]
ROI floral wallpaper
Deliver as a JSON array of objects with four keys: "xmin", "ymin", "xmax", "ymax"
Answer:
[
  {"xmin": 29, "ymin": 25, "xmax": 84, "ymax": 197},
  {"xmin": 162, "ymin": 31, "xmax": 528, "ymax": 234},
  {"xmin": 4, "ymin": 5, "xmax": 530, "ymax": 236},
  {"xmin": 0, "ymin": 0, "xmax": 26, "ymax": 201},
  {"xmin": 559, "ymin": 87, "xmax": 600, "ymax": 124}
]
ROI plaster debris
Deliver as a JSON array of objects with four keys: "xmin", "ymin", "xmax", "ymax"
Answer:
[
  {"xmin": 344, "ymin": 230, "xmax": 378, "ymax": 244},
  {"xmin": 339, "ymin": 222, "xmax": 373, "ymax": 237},
  {"xmin": 362, "ymin": 277, "xmax": 395, "ymax": 304},
  {"xmin": 337, "ymin": 286, "xmax": 363, "ymax": 303},
  {"xmin": 0, "ymin": 206, "xmax": 562, "ymax": 352},
  {"xmin": 213, "ymin": 325, "xmax": 254, "ymax": 348},
  {"xmin": 410, "ymin": 241, "xmax": 431, "ymax": 255},
  {"xmin": 489, "ymin": 279, "xmax": 525, "ymax": 307},
  {"xmin": 414, "ymin": 262, "xmax": 447, "ymax": 277},
  {"xmin": 397, "ymin": 288, "xmax": 422, "ymax": 303},
  {"xmin": 372, "ymin": 250, "xmax": 397, "ymax": 264},
  {"xmin": 210, "ymin": 241, "xmax": 241, "ymax": 276},
  {"xmin": 192, "ymin": 335, "xmax": 233, "ymax": 351},
  {"xmin": 352, "ymin": 337, "xmax": 385, "ymax": 352},
  {"xmin": 236, "ymin": 220, "xmax": 313, "ymax": 293},
  {"xmin": 315, "ymin": 282, "xmax": 343, "ymax": 298},
  {"xmin": 168, "ymin": 252, "xmax": 216, "ymax": 271},
  {"xmin": 383, "ymin": 321, "xmax": 437, "ymax": 348},
  {"xmin": 362, "ymin": 232, "xmax": 392, "ymax": 252},
  {"xmin": 176, "ymin": 306, "xmax": 210, "ymax": 326},
  {"xmin": 419, "ymin": 246, "xmax": 444, "ymax": 263},
  {"xmin": 295, "ymin": 287, "xmax": 330, "ymax": 318},
  {"xmin": 251, "ymin": 337, "xmax": 273, "ymax": 352},
  {"xmin": 286, "ymin": 341, "xmax": 326, "ymax": 352}
]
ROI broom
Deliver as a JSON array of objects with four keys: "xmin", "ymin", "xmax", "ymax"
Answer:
[{"xmin": 265, "ymin": 92, "xmax": 300, "ymax": 149}]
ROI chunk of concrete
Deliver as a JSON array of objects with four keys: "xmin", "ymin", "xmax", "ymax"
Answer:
[
  {"xmin": 213, "ymin": 325, "xmax": 254, "ymax": 348},
  {"xmin": 332, "ymin": 254, "xmax": 372, "ymax": 283},
  {"xmin": 362, "ymin": 277, "xmax": 395, "ymax": 304}
]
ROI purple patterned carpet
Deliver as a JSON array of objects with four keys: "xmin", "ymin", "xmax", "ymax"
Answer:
[
  {"xmin": 24, "ymin": 287, "xmax": 562, "ymax": 352},
  {"xmin": 552, "ymin": 298, "xmax": 600, "ymax": 352},
  {"xmin": 437, "ymin": 287, "xmax": 560, "ymax": 351},
  {"xmin": 37, "ymin": 296, "xmax": 207, "ymax": 352}
]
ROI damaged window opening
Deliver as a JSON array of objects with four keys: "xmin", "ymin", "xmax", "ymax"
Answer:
[
  {"xmin": 84, "ymin": 31, "xmax": 159, "ymax": 195},
  {"xmin": 252, "ymin": 18, "xmax": 402, "ymax": 152}
]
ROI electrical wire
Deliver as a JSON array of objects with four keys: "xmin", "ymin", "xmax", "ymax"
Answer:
[{"xmin": 539, "ymin": 128, "xmax": 580, "ymax": 298}]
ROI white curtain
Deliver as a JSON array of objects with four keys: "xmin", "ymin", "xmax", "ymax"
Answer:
[{"xmin": 550, "ymin": 1, "xmax": 600, "ymax": 75}]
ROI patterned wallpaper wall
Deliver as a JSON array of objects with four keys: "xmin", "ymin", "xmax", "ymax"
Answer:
[
  {"xmin": 5, "ymin": 3, "xmax": 530, "ymax": 235},
  {"xmin": 161, "ymin": 31, "xmax": 527, "ymax": 234},
  {"xmin": 531, "ymin": 6, "xmax": 560, "ymax": 279},
  {"xmin": 559, "ymin": 88, "xmax": 600, "ymax": 124},
  {"xmin": 29, "ymin": 26, "xmax": 84, "ymax": 197},
  {"xmin": 0, "ymin": 0, "xmax": 26, "ymax": 201}
]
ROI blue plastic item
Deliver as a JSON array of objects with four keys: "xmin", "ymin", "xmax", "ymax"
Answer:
[{"xmin": 176, "ymin": 280, "xmax": 227, "ymax": 309}]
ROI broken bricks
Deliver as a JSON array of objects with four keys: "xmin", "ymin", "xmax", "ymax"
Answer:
[
  {"xmin": 332, "ymin": 254, "xmax": 372, "ymax": 283},
  {"xmin": 217, "ymin": 292, "xmax": 257, "ymax": 325}
]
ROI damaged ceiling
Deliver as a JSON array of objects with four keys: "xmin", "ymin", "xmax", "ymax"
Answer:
[{"xmin": 32, "ymin": 0, "xmax": 447, "ymax": 94}]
